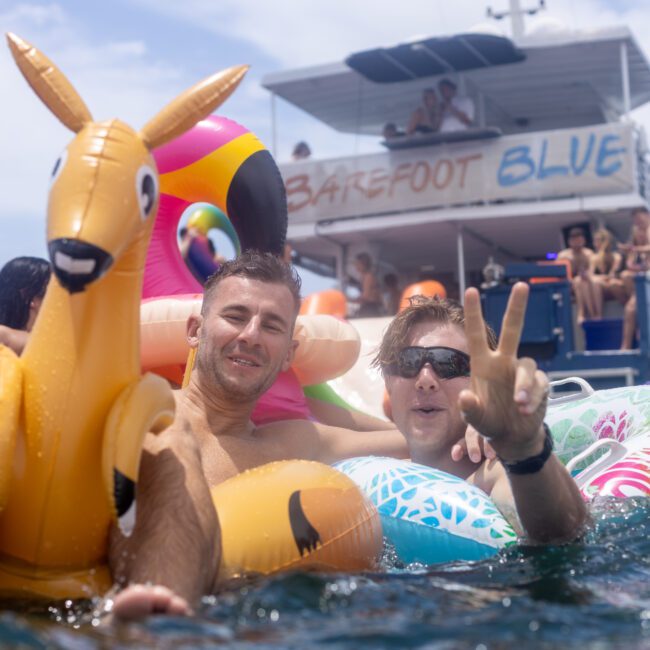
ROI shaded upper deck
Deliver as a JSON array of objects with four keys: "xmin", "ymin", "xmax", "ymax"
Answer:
[{"xmin": 262, "ymin": 26, "xmax": 650, "ymax": 137}]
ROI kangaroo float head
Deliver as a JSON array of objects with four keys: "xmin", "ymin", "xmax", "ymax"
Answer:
[{"xmin": 7, "ymin": 32, "xmax": 248, "ymax": 292}]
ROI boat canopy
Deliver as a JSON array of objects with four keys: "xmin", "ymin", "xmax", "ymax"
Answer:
[
  {"xmin": 262, "ymin": 26, "xmax": 650, "ymax": 137},
  {"xmin": 346, "ymin": 33, "xmax": 525, "ymax": 83}
]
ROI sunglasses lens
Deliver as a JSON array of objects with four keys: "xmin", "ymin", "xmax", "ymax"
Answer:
[
  {"xmin": 396, "ymin": 348, "xmax": 425, "ymax": 378},
  {"xmin": 432, "ymin": 349, "xmax": 470, "ymax": 378},
  {"xmin": 395, "ymin": 347, "xmax": 470, "ymax": 379}
]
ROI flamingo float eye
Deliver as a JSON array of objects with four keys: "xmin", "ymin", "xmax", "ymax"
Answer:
[
  {"xmin": 50, "ymin": 148, "xmax": 68, "ymax": 186},
  {"xmin": 135, "ymin": 165, "xmax": 158, "ymax": 220}
]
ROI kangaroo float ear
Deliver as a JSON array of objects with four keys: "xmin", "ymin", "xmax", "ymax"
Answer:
[
  {"xmin": 7, "ymin": 32, "xmax": 93, "ymax": 133},
  {"xmin": 140, "ymin": 64, "xmax": 249, "ymax": 150}
]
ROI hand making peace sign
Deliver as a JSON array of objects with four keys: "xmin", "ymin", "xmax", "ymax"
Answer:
[{"xmin": 458, "ymin": 282, "xmax": 549, "ymax": 461}]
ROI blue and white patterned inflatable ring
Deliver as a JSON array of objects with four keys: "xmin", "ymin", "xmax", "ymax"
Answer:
[{"xmin": 334, "ymin": 457, "xmax": 517, "ymax": 565}]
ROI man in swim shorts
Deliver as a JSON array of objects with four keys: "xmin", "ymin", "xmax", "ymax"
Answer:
[
  {"xmin": 374, "ymin": 287, "xmax": 588, "ymax": 544},
  {"xmin": 110, "ymin": 251, "xmax": 407, "ymax": 619}
]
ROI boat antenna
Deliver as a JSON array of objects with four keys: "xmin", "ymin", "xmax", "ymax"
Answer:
[{"xmin": 486, "ymin": 0, "xmax": 546, "ymax": 39}]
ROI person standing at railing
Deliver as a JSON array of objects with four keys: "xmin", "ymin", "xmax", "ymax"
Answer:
[{"xmin": 348, "ymin": 252, "xmax": 384, "ymax": 317}]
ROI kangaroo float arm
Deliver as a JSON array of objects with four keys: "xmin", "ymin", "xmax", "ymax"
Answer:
[{"xmin": 0, "ymin": 347, "xmax": 22, "ymax": 511}]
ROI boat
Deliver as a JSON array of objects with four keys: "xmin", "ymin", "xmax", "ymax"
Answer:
[{"xmin": 261, "ymin": 9, "xmax": 650, "ymax": 396}]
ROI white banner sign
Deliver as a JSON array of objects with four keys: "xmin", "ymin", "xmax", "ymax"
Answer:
[{"xmin": 281, "ymin": 123, "xmax": 636, "ymax": 223}]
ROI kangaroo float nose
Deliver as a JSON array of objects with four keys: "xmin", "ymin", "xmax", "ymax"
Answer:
[{"xmin": 48, "ymin": 238, "xmax": 113, "ymax": 294}]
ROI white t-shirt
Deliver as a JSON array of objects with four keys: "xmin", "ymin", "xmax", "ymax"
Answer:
[{"xmin": 440, "ymin": 96, "xmax": 475, "ymax": 133}]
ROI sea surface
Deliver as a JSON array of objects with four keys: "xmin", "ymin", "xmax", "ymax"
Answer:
[{"xmin": 2, "ymin": 497, "xmax": 650, "ymax": 649}]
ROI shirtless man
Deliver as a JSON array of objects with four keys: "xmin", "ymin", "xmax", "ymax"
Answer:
[
  {"xmin": 110, "ymin": 251, "xmax": 407, "ymax": 619},
  {"xmin": 375, "ymin": 288, "xmax": 588, "ymax": 542},
  {"xmin": 558, "ymin": 227, "xmax": 595, "ymax": 323}
]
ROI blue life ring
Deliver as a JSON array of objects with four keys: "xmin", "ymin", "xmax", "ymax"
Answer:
[{"xmin": 334, "ymin": 456, "xmax": 517, "ymax": 565}]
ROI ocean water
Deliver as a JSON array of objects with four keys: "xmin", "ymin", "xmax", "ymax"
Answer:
[{"xmin": 2, "ymin": 497, "xmax": 650, "ymax": 649}]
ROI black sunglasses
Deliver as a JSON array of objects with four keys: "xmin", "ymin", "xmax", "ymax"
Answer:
[{"xmin": 387, "ymin": 346, "xmax": 470, "ymax": 379}]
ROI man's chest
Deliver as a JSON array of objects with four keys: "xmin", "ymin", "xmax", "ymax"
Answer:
[{"xmin": 200, "ymin": 435, "xmax": 293, "ymax": 487}]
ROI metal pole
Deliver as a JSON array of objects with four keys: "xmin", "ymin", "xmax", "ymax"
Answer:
[
  {"xmin": 457, "ymin": 226, "xmax": 466, "ymax": 302},
  {"xmin": 509, "ymin": 0, "xmax": 525, "ymax": 39},
  {"xmin": 620, "ymin": 41, "xmax": 631, "ymax": 118},
  {"xmin": 270, "ymin": 92, "xmax": 278, "ymax": 158}
]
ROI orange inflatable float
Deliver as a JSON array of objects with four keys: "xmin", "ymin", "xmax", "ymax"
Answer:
[
  {"xmin": 399, "ymin": 280, "xmax": 446, "ymax": 311},
  {"xmin": 212, "ymin": 460, "xmax": 382, "ymax": 583},
  {"xmin": 300, "ymin": 289, "xmax": 348, "ymax": 319}
]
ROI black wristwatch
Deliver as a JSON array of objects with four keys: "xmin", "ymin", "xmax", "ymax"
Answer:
[{"xmin": 499, "ymin": 423, "xmax": 554, "ymax": 475}]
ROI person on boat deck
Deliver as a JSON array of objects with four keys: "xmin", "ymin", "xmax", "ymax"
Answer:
[
  {"xmin": 588, "ymin": 228, "xmax": 626, "ymax": 320},
  {"xmin": 383, "ymin": 272, "xmax": 402, "ymax": 315},
  {"xmin": 619, "ymin": 209, "xmax": 650, "ymax": 349},
  {"xmin": 557, "ymin": 226, "xmax": 596, "ymax": 324},
  {"xmin": 109, "ymin": 251, "xmax": 406, "ymax": 620},
  {"xmin": 291, "ymin": 141, "xmax": 311, "ymax": 161},
  {"xmin": 373, "ymin": 292, "xmax": 588, "ymax": 545},
  {"xmin": 406, "ymin": 88, "xmax": 442, "ymax": 135},
  {"xmin": 438, "ymin": 79, "xmax": 474, "ymax": 133},
  {"xmin": 0, "ymin": 256, "xmax": 51, "ymax": 355},
  {"xmin": 348, "ymin": 252, "xmax": 384, "ymax": 317}
]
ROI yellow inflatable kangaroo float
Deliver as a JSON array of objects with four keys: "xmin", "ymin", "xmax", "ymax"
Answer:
[{"xmin": 0, "ymin": 33, "xmax": 247, "ymax": 600}]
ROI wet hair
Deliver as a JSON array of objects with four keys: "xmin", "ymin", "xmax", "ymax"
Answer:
[
  {"xmin": 0, "ymin": 256, "xmax": 51, "ymax": 330},
  {"xmin": 202, "ymin": 250, "xmax": 302, "ymax": 315},
  {"xmin": 355, "ymin": 252, "xmax": 373, "ymax": 271},
  {"xmin": 372, "ymin": 294, "xmax": 497, "ymax": 376},
  {"xmin": 568, "ymin": 227, "xmax": 586, "ymax": 239},
  {"xmin": 438, "ymin": 78, "xmax": 457, "ymax": 91}
]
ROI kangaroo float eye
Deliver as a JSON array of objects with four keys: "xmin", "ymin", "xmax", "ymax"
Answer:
[
  {"xmin": 135, "ymin": 165, "xmax": 158, "ymax": 220},
  {"xmin": 50, "ymin": 148, "xmax": 68, "ymax": 186}
]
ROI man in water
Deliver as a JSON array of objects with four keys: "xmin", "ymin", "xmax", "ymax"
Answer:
[
  {"xmin": 111, "ymin": 256, "xmax": 586, "ymax": 619},
  {"xmin": 110, "ymin": 251, "xmax": 406, "ymax": 619},
  {"xmin": 374, "ymin": 288, "xmax": 588, "ymax": 542}
]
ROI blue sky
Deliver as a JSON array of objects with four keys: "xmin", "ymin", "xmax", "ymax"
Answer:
[{"xmin": 2, "ymin": 0, "xmax": 650, "ymax": 294}]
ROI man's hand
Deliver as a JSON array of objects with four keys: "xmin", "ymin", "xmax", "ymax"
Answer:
[
  {"xmin": 458, "ymin": 282, "xmax": 549, "ymax": 461},
  {"xmin": 451, "ymin": 425, "xmax": 496, "ymax": 464}
]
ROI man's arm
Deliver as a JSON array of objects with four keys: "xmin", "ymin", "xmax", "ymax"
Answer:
[
  {"xmin": 460, "ymin": 284, "xmax": 588, "ymax": 544},
  {"xmin": 272, "ymin": 419, "xmax": 409, "ymax": 465},
  {"xmin": 314, "ymin": 422, "xmax": 409, "ymax": 464},
  {"xmin": 471, "ymin": 448, "xmax": 586, "ymax": 543},
  {"xmin": 306, "ymin": 396, "xmax": 395, "ymax": 431},
  {"xmin": 109, "ymin": 425, "xmax": 219, "ymax": 618}
]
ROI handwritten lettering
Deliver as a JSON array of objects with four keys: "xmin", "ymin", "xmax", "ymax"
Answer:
[{"xmin": 498, "ymin": 132, "xmax": 627, "ymax": 187}]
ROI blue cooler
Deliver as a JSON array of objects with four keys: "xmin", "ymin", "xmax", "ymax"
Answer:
[{"xmin": 582, "ymin": 319, "xmax": 623, "ymax": 350}]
